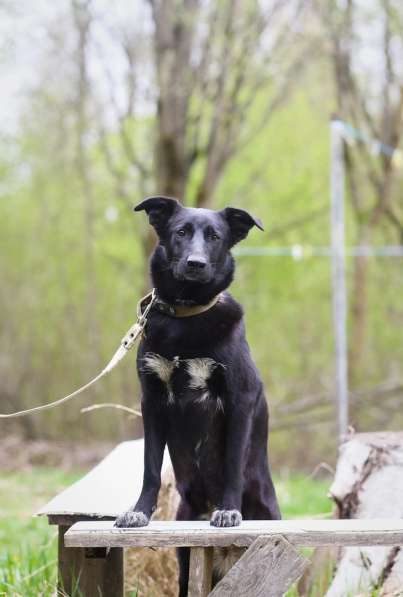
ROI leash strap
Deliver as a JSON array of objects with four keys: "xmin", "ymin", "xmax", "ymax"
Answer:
[{"xmin": 0, "ymin": 289, "xmax": 157, "ymax": 419}]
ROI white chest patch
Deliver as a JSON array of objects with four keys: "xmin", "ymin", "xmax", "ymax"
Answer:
[
  {"xmin": 142, "ymin": 352, "xmax": 223, "ymax": 408},
  {"xmin": 186, "ymin": 358, "xmax": 216, "ymax": 390},
  {"xmin": 142, "ymin": 353, "xmax": 179, "ymax": 384},
  {"xmin": 142, "ymin": 353, "xmax": 179, "ymax": 403}
]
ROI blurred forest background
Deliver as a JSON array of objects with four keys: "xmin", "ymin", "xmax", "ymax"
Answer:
[{"xmin": 1, "ymin": 0, "xmax": 403, "ymax": 469}]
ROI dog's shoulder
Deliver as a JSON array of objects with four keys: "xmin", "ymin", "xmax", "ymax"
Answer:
[
  {"xmin": 215, "ymin": 291, "xmax": 243, "ymax": 318},
  {"xmin": 205, "ymin": 291, "xmax": 243, "ymax": 330}
]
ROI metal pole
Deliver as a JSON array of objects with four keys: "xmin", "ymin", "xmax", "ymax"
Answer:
[{"xmin": 330, "ymin": 118, "xmax": 349, "ymax": 443}]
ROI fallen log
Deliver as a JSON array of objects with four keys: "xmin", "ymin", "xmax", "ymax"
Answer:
[{"xmin": 326, "ymin": 431, "xmax": 403, "ymax": 596}]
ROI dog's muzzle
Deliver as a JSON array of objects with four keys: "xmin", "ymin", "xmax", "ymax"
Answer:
[{"xmin": 175, "ymin": 256, "xmax": 213, "ymax": 282}]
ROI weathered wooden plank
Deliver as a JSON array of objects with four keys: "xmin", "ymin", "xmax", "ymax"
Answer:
[
  {"xmin": 57, "ymin": 526, "xmax": 124, "ymax": 597},
  {"xmin": 188, "ymin": 546, "xmax": 213, "ymax": 597},
  {"xmin": 65, "ymin": 519, "xmax": 403, "ymax": 549},
  {"xmin": 58, "ymin": 525, "xmax": 84, "ymax": 596},
  {"xmin": 37, "ymin": 440, "xmax": 172, "ymax": 519},
  {"xmin": 213, "ymin": 546, "xmax": 246, "ymax": 578},
  {"xmin": 209, "ymin": 535, "xmax": 309, "ymax": 597},
  {"xmin": 49, "ymin": 514, "xmax": 115, "ymax": 526},
  {"xmin": 80, "ymin": 546, "xmax": 124, "ymax": 597}
]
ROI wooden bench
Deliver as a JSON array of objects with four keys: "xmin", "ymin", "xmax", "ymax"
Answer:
[
  {"xmin": 38, "ymin": 440, "xmax": 403, "ymax": 596},
  {"xmin": 64, "ymin": 518, "xmax": 403, "ymax": 596},
  {"xmin": 37, "ymin": 439, "xmax": 172, "ymax": 597}
]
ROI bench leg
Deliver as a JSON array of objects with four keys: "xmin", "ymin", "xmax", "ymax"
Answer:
[
  {"xmin": 58, "ymin": 525, "xmax": 124, "ymax": 596},
  {"xmin": 188, "ymin": 546, "xmax": 214, "ymax": 597},
  {"xmin": 208, "ymin": 535, "xmax": 310, "ymax": 597},
  {"xmin": 58, "ymin": 525, "xmax": 84, "ymax": 596}
]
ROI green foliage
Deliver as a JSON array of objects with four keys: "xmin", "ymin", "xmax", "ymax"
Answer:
[
  {"xmin": 276, "ymin": 472, "xmax": 332, "ymax": 518},
  {"xmin": 1, "ymin": 53, "xmax": 403, "ymax": 463}
]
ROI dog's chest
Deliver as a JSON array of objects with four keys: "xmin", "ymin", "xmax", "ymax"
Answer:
[{"xmin": 141, "ymin": 352, "xmax": 224, "ymax": 410}]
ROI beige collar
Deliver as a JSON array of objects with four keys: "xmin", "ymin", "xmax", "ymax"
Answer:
[
  {"xmin": 170, "ymin": 294, "xmax": 221, "ymax": 317},
  {"xmin": 138, "ymin": 290, "xmax": 222, "ymax": 318}
]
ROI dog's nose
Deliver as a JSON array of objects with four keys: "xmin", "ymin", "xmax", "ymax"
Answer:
[{"xmin": 187, "ymin": 255, "xmax": 207, "ymax": 269}]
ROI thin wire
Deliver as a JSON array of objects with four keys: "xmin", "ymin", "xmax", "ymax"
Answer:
[
  {"xmin": 234, "ymin": 119, "xmax": 403, "ymax": 260},
  {"xmin": 338, "ymin": 120, "xmax": 399, "ymax": 158},
  {"xmin": 234, "ymin": 246, "xmax": 403, "ymax": 258}
]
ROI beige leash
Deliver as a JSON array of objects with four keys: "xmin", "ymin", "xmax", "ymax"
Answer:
[{"xmin": 0, "ymin": 289, "xmax": 157, "ymax": 419}]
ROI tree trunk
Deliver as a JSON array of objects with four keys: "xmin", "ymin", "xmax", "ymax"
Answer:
[
  {"xmin": 150, "ymin": 0, "xmax": 198, "ymax": 200},
  {"xmin": 73, "ymin": 0, "xmax": 99, "ymax": 363}
]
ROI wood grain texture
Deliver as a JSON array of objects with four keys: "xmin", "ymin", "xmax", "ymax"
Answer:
[
  {"xmin": 188, "ymin": 546, "xmax": 213, "ymax": 597},
  {"xmin": 57, "ymin": 525, "xmax": 124, "ymax": 596},
  {"xmin": 209, "ymin": 535, "xmax": 309, "ymax": 597},
  {"xmin": 81, "ymin": 546, "xmax": 124, "ymax": 597},
  {"xmin": 213, "ymin": 546, "xmax": 246, "ymax": 577},
  {"xmin": 49, "ymin": 514, "xmax": 115, "ymax": 526},
  {"xmin": 327, "ymin": 432, "xmax": 403, "ymax": 596},
  {"xmin": 65, "ymin": 519, "xmax": 403, "ymax": 549},
  {"xmin": 58, "ymin": 525, "xmax": 83, "ymax": 596}
]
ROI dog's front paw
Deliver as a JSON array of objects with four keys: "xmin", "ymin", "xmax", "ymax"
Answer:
[
  {"xmin": 114, "ymin": 510, "xmax": 149, "ymax": 528},
  {"xmin": 210, "ymin": 509, "xmax": 242, "ymax": 527}
]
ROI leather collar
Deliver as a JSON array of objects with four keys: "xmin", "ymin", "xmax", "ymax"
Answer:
[{"xmin": 138, "ymin": 290, "xmax": 221, "ymax": 318}]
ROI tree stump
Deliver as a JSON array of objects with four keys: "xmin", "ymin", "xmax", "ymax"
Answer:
[{"xmin": 326, "ymin": 431, "xmax": 403, "ymax": 596}]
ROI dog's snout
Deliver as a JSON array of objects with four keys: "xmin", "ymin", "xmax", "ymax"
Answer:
[{"xmin": 187, "ymin": 255, "xmax": 207, "ymax": 269}]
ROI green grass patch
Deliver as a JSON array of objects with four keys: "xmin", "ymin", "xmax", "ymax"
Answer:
[
  {"xmin": 276, "ymin": 472, "xmax": 333, "ymax": 519},
  {"xmin": 0, "ymin": 468, "xmax": 82, "ymax": 596},
  {"xmin": 0, "ymin": 467, "xmax": 332, "ymax": 596}
]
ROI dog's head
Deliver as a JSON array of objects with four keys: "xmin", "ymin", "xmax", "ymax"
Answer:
[{"xmin": 135, "ymin": 196, "xmax": 263, "ymax": 284}]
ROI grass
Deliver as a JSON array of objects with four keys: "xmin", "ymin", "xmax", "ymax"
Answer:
[
  {"xmin": 0, "ymin": 468, "xmax": 82, "ymax": 597},
  {"xmin": 275, "ymin": 472, "xmax": 332, "ymax": 519},
  {"xmin": 0, "ymin": 467, "xmax": 332, "ymax": 596}
]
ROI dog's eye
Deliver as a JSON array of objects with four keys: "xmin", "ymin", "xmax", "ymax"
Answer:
[
  {"xmin": 176, "ymin": 229, "xmax": 186, "ymax": 237},
  {"xmin": 212, "ymin": 233, "xmax": 220, "ymax": 240}
]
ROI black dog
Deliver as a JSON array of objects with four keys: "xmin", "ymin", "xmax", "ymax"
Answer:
[{"xmin": 115, "ymin": 196, "xmax": 281, "ymax": 595}]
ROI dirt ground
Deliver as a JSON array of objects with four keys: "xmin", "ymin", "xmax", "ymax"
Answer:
[{"xmin": 0, "ymin": 433, "xmax": 115, "ymax": 471}]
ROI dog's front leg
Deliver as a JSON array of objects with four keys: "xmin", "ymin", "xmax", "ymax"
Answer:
[
  {"xmin": 115, "ymin": 399, "xmax": 166, "ymax": 528},
  {"xmin": 210, "ymin": 407, "xmax": 251, "ymax": 528}
]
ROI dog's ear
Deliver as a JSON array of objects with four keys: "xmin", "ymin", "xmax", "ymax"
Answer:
[
  {"xmin": 221, "ymin": 207, "xmax": 264, "ymax": 247},
  {"xmin": 134, "ymin": 196, "xmax": 181, "ymax": 235}
]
